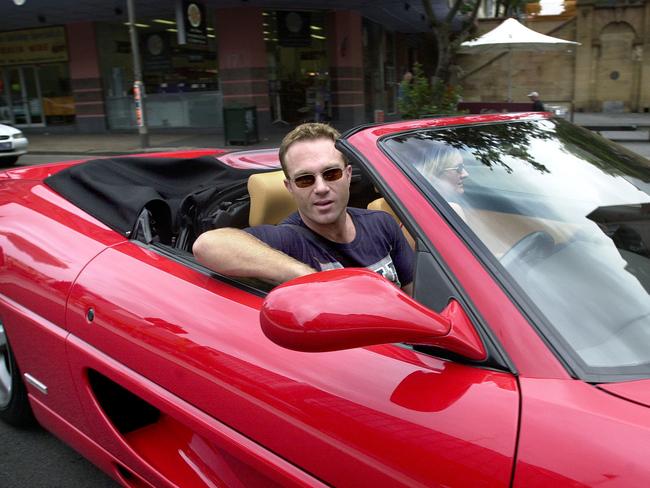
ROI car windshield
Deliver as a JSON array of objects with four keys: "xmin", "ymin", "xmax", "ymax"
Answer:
[{"xmin": 383, "ymin": 118, "xmax": 650, "ymax": 380}]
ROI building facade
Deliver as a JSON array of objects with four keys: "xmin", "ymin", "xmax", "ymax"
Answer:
[
  {"xmin": 0, "ymin": 1, "xmax": 431, "ymax": 135},
  {"xmin": 3, "ymin": 0, "xmax": 647, "ymax": 137},
  {"xmin": 458, "ymin": 0, "xmax": 650, "ymax": 114}
]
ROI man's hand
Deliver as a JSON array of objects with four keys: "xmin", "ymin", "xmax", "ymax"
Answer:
[{"xmin": 193, "ymin": 228, "xmax": 316, "ymax": 285}]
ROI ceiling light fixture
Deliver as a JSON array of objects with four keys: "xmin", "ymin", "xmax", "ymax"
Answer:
[
  {"xmin": 123, "ymin": 22, "xmax": 150, "ymax": 28},
  {"xmin": 153, "ymin": 19, "xmax": 176, "ymax": 25}
]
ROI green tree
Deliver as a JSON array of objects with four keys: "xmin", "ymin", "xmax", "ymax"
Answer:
[
  {"xmin": 398, "ymin": 63, "xmax": 463, "ymax": 118},
  {"xmin": 421, "ymin": 0, "xmax": 534, "ymax": 83}
]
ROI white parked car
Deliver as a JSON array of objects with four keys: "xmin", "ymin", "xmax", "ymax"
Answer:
[{"xmin": 0, "ymin": 123, "xmax": 28, "ymax": 165}]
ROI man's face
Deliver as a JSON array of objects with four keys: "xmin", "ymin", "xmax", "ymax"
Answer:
[{"xmin": 283, "ymin": 137, "xmax": 352, "ymax": 228}]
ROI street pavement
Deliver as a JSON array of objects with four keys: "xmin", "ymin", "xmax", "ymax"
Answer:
[{"xmin": 20, "ymin": 111, "xmax": 650, "ymax": 160}]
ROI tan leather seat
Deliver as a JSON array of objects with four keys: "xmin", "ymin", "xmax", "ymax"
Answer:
[
  {"xmin": 247, "ymin": 170, "xmax": 298, "ymax": 226},
  {"xmin": 367, "ymin": 198, "xmax": 416, "ymax": 249}
]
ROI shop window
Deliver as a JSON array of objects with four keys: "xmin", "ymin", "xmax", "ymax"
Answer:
[
  {"xmin": 39, "ymin": 63, "xmax": 75, "ymax": 125},
  {"xmin": 265, "ymin": 10, "xmax": 330, "ymax": 124},
  {"xmin": 97, "ymin": 21, "xmax": 222, "ymax": 129}
]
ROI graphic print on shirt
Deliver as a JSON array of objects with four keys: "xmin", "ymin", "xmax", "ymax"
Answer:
[{"xmin": 319, "ymin": 254, "xmax": 400, "ymax": 287}]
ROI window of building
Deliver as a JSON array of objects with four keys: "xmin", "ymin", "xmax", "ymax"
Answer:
[
  {"xmin": 264, "ymin": 10, "xmax": 330, "ymax": 124},
  {"xmin": 39, "ymin": 63, "xmax": 74, "ymax": 125}
]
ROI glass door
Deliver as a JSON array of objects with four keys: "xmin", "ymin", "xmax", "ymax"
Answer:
[
  {"xmin": 23, "ymin": 67, "xmax": 43, "ymax": 124},
  {"xmin": 0, "ymin": 75, "xmax": 10, "ymax": 123},
  {"xmin": 4, "ymin": 66, "xmax": 44, "ymax": 126}
]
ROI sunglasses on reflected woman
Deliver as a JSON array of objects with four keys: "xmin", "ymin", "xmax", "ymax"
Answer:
[
  {"xmin": 291, "ymin": 167, "xmax": 344, "ymax": 188},
  {"xmin": 443, "ymin": 163, "xmax": 466, "ymax": 174}
]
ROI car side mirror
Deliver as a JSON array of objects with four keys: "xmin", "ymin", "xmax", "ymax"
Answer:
[{"xmin": 260, "ymin": 268, "xmax": 486, "ymax": 361}]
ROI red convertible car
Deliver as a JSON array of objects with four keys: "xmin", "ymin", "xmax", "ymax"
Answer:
[{"xmin": 1, "ymin": 113, "xmax": 650, "ymax": 487}]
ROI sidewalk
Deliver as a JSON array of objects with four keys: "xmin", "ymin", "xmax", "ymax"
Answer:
[{"xmin": 23, "ymin": 112, "xmax": 650, "ymax": 156}]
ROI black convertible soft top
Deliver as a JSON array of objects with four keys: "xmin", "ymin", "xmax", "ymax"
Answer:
[{"xmin": 44, "ymin": 155, "xmax": 268, "ymax": 237}]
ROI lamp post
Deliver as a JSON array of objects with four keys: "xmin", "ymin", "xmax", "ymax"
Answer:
[{"xmin": 126, "ymin": 0, "xmax": 149, "ymax": 148}]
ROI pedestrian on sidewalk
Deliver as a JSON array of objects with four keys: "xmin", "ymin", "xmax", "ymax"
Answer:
[{"xmin": 528, "ymin": 91, "xmax": 545, "ymax": 112}]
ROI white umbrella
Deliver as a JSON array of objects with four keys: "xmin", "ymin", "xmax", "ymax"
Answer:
[{"xmin": 459, "ymin": 18, "xmax": 580, "ymax": 101}]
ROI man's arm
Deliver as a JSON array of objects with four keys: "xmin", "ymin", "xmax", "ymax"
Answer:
[{"xmin": 192, "ymin": 228, "xmax": 316, "ymax": 284}]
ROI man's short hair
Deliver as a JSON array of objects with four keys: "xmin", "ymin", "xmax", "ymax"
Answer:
[{"xmin": 278, "ymin": 123, "xmax": 342, "ymax": 177}]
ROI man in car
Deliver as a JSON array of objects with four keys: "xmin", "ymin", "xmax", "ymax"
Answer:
[{"xmin": 193, "ymin": 123, "xmax": 414, "ymax": 294}]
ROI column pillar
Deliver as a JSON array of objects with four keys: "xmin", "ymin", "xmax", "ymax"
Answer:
[
  {"xmin": 215, "ymin": 8, "xmax": 271, "ymax": 134},
  {"xmin": 327, "ymin": 11, "xmax": 365, "ymax": 128},
  {"xmin": 639, "ymin": 1, "xmax": 650, "ymax": 112},
  {"xmin": 66, "ymin": 22, "xmax": 106, "ymax": 132},
  {"xmin": 574, "ymin": 1, "xmax": 596, "ymax": 112}
]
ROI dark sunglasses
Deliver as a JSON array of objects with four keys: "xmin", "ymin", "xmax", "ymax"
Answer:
[
  {"xmin": 291, "ymin": 167, "xmax": 345, "ymax": 188},
  {"xmin": 443, "ymin": 163, "xmax": 466, "ymax": 174}
]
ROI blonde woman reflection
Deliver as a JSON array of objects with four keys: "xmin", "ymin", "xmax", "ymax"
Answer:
[{"xmin": 421, "ymin": 144, "xmax": 469, "ymax": 219}]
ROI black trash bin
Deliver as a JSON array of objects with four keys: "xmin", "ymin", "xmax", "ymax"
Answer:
[{"xmin": 223, "ymin": 106, "xmax": 259, "ymax": 145}]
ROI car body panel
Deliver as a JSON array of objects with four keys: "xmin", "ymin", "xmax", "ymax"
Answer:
[
  {"xmin": 0, "ymin": 179, "xmax": 124, "ymax": 326},
  {"xmin": 65, "ymin": 334, "xmax": 324, "ymax": 488},
  {"xmin": 0, "ymin": 178, "xmax": 124, "ymax": 432},
  {"xmin": 220, "ymin": 148, "xmax": 281, "ymax": 169},
  {"xmin": 514, "ymin": 378, "xmax": 650, "ymax": 486},
  {"xmin": 599, "ymin": 379, "xmax": 650, "ymax": 408},
  {"xmin": 64, "ymin": 241, "xmax": 520, "ymax": 487},
  {"xmin": 28, "ymin": 394, "xmax": 155, "ymax": 487}
]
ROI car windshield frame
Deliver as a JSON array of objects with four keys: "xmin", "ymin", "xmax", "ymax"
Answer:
[{"xmin": 379, "ymin": 118, "xmax": 650, "ymax": 383}]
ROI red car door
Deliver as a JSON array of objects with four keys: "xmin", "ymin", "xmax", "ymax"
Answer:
[{"xmin": 65, "ymin": 240, "xmax": 520, "ymax": 487}]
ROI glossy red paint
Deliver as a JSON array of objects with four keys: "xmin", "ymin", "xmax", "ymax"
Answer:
[
  {"xmin": 261, "ymin": 268, "xmax": 486, "ymax": 360},
  {"xmin": 220, "ymin": 149, "xmax": 281, "ymax": 169},
  {"xmin": 261, "ymin": 268, "xmax": 450, "ymax": 350},
  {"xmin": 598, "ymin": 379, "xmax": 650, "ymax": 408},
  {"xmin": 0, "ymin": 180, "xmax": 123, "ymax": 327},
  {"xmin": 63, "ymin": 241, "xmax": 519, "ymax": 487},
  {"xmin": 362, "ymin": 111, "xmax": 550, "ymax": 138},
  {"xmin": 64, "ymin": 335, "xmax": 326, "ymax": 488},
  {"xmin": 28, "ymin": 395, "xmax": 152, "ymax": 487},
  {"xmin": 514, "ymin": 378, "xmax": 650, "ymax": 486}
]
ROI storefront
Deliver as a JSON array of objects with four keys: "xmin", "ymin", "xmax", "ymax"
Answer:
[
  {"xmin": 0, "ymin": 3, "xmax": 416, "ymax": 134},
  {"xmin": 363, "ymin": 19, "xmax": 398, "ymax": 121},
  {"xmin": 0, "ymin": 26, "xmax": 74, "ymax": 127},
  {"xmin": 264, "ymin": 10, "xmax": 330, "ymax": 125},
  {"xmin": 95, "ymin": 12, "xmax": 222, "ymax": 130}
]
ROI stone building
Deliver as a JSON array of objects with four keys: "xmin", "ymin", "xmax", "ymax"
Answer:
[{"xmin": 458, "ymin": 0, "xmax": 650, "ymax": 113}]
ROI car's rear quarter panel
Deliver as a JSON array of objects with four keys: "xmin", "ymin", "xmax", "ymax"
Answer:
[{"xmin": 0, "ymin": 178, "xmax": 125, "ymax": 432}]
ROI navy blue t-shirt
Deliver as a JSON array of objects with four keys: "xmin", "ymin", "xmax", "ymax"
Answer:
[{"xmin": 245, "ymin": 208, "xmax": 414, "ymax": 287}]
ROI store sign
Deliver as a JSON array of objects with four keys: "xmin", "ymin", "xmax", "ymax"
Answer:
[
  {"xmin": 278, "ymin": 11, "xmax": 311, "ymax": 47},
  {"xmin": 176, "ymin": 0, "xmax": 207, "ymax": 46},
  {"xmin": 0, "ymin": 26, "xmax": 67, "ymax": 66}
]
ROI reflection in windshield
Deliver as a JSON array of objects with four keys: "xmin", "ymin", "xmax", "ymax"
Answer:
[{"xmin": 384, "ymin": 119, "xmax": 650, "ymax": 379}]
